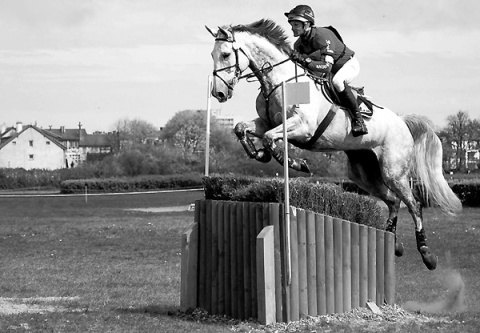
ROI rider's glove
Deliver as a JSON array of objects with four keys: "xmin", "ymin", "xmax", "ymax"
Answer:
[{"xmin": 290, "ymin": 50, "xmax": 309, "ymax": 66}]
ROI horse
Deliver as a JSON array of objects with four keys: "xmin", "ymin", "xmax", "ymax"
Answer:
[{"xmin": 206, "ymin": 19, "xmax": 462, "ymax": 270}]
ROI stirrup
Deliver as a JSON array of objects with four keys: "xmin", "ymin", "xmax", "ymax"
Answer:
[{"xmin": 352, "ymin": 121, "xmax": 368, "ymax": 137}]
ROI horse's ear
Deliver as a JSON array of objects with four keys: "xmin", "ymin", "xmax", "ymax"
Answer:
[
  {"xmin": 205, "ymin": 25, "xmax": 217, "ymax": 38},
  {"xmin": 217, "ymin": 26, "xmax": 231, "ymax": 40}
]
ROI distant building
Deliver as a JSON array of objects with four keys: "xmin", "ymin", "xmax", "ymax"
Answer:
[
  {"xmin": 438, "ymin": 131, "xmax": 480, "ymax": 172},
  {"xmin": 0, "ymin": 122, "xmax": 119, "ymax": 170},
  {"xmin": 0, "ymin": 123, "xmax": 65, "ymax": 169},
  {"xmin": 211, "ymin": 109, "xmax": 237, "ymax": 129}
]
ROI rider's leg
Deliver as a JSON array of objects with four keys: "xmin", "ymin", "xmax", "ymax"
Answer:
[
  {"xmin": 332, "ymin": 57, "xmax": 368, "ymax": 137},
  {"xmin": 338, "ymin": 85, "xmax": 368, "ymax": 137}
]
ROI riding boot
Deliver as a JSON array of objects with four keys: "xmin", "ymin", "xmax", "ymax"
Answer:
[{"xmin": 338, "ymin": 86, "xmax": 368, "ymax": 137}]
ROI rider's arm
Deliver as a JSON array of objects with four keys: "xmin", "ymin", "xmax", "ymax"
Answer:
[
  {"xmin": 306, "ymin": 58, "xmax": 333, "ymax": 74},
  {"xmin": 305, "ymin": 54, "xmax": 334, "ymax": 74}
]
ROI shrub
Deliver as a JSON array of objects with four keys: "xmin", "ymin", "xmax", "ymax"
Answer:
[
  {"xmin": 203, "ymin": 174, "xmax": 384, "ymax": 229},
  {"xmin": 60, "ymin": 173, "xmax": 204, "ymax": 194},
  {"xmin": 449, "ymin": 180, "xmax": 480, "ymax": 207}
]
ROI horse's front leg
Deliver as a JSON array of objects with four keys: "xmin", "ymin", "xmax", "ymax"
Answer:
[
  {"xmin": 262, "ymin": 114, "xmax": 311, "ymax": 173},
  {"xmin": 234, "ymin": 118, "xmax": 272, "ymax": 163}
]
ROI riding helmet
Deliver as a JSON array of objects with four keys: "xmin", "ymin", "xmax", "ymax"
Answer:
[{"xmin": 284, "ymin": 5, "xmax": 315, "ymax": 25}]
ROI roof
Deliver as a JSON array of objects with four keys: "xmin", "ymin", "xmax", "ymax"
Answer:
[
  {"xmin": 80, "ymin": 133, "xmax": 115, "ymax": 147},
  {"xmin": 46, "ymin": 128, "xmax": 87, "ymax": 141},
  {"xmin": 0, "ymin": 125, "xmax": 66, "ymax": 150}
]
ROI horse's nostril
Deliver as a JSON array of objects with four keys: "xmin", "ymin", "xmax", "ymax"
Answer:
[{"xmin": 217, "ymin": 91, "xmax": 226, "ymax": 99}]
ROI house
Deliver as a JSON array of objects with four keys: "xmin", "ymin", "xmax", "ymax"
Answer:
[
  {"xmin": 0, "ymin": 122, "xmax": 119, "ymax": 170},
  {"xmin": 438, "ymin": 131, "xmax": 480, "ymax": 172},
  {"xmin": 0, "ymin": 123, "xmax": 66, "ymax": 169}
]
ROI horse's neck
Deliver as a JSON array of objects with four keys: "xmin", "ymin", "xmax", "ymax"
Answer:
[{"xmin": 241, "ymin": 36, "xmax": 291, "ymax": 95}]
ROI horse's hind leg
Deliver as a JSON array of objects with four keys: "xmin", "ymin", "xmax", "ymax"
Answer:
[
  {"xmin": 234, "ymin": 119, "xmax": 272, "ymax": 163},
  {"xmin": 346, "ymin": 150, "xmax": 404, "ymax": 256},
  {"xmin": 378, "ymin": 152, "xmax": 438, "ymax": 270}
]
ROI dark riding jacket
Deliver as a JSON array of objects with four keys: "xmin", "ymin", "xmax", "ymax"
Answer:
[{"xmin": 294, "ymin": 26, "xmax": 355, "ymax": 74}]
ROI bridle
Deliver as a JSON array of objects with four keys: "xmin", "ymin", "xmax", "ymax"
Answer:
[
  {"xmin": 212, "ymin": 33, "xmax": 250, "ymax": 91},
  {"xmin": 212, "ymin": 29, "xmax": 291, "ymax": 93}
]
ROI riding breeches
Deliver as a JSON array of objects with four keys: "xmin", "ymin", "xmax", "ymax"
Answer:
[{"xmin": 332, "ymin": 56, "xmax": 360, "ymax": 92}]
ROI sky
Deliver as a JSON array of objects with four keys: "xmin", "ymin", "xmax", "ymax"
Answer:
[{"xmin": 0, "ymin": 0, "xmax": 479, "ymax": 133}]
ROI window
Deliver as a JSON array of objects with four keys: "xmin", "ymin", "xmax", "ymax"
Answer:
[
  {"xmin": 29, "ymin": 140, "xmax": 33, "ymax": 146},
  {"xmin": 29, "ymin": 154, "xmax": 34, "ymax": 160}
]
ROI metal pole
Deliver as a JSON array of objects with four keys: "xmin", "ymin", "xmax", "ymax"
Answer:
[
  {"xmin": 281, "ymin": 81, "xmax": 292, "ymax": 285},
  {"xmin": 205, "ymin": 75, "xmax": 213, "ymax": 177}
]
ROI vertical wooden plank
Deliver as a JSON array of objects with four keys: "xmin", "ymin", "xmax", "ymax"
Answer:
[
  {"xmin": 350, "ymin": 222, "xmax": 360, "ymax": 309},
  {"xmin": 333, "ymin": 217, "xmax": 343, "ymax": 313},
  {"xmin": 192, "ymin": 199, "xmax": 200, "ymax": 309},
  {"xmin": 315, "ymin": 214, "xmax": 326, "ymax": 315},
  {"xmin": 243, "ymin": 202, "xmax": 252, "ymax": 319},
  {"xmin": 342, "ymin": 220, "xmax": 352, "ymax": 312},
  {"xmin": 181, "ymin": 222, "xmax": 198, "ymax": 310},
  {"xmin": 384, "ymin": 231, "xmax": 396, "ymax": 305},
  {"xmin": 376, "ymin": 229, "xmax": 385, "ymax": 306},
  {"xmin": 217, "ymin": 202, "xmax": 225, "ymax": 315},
  {"xmin": 230, "ymin": 202, "xmax": 238, "ymax": 318},
  {"xmin": 263, "ymin": 203, "xmax": 270, "ymax": 229},
  {"xmin": 359, "ymin": 224, "xmax": 368, "ymax": 307},
  {"xmin": 289, "ymin": 206, "xmax": 300, "ymax": 321},
  {"xmin": 297, "ymin": 209, "xmax": 308, "ymax": 318},
  {"xmin": 205, "ymin": 200, "xmax": 213, "ymax": 313},
  {"xmin": 256, "ymin": 226, "xmax": 276, "ymax": 325},
  {"xmin": 198, "ymin": 200, "xmax": 207, "ymax": 309},
  {"xmin": 224, "ymin": 202, "xmax": 231, "ymax": 316},
  {"xmin": 270, "ymin": 203, "xmax": 283, "ymax": 322},
  {"xmin": 324, "ymin": 215, "xmax": 335, "ymax": 314},
  {"xmin": 306, "ymin": 211, "xmax": 317, "ymax": 316},
  {"xmin": 367, "ymin": 227, "xmax": 377, "ymax": 304},
  {"xmin": 250, "ymin": 203, "xmax": 259, "ymax": 318},
  {"xmin": 279, "ymin": 203, "xmax": 290, "ymax": 323},
  {"xmin": 236, "ymin": 202, "xmax": 245, "ymax": 319},
  {"xmin": 211, "ymin": 201, "xmax": 219, "ymax": 315}
]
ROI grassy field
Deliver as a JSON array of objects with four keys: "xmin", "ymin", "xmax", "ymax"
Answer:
[{"xmin": 0, "ymin": 190, "xmax": 479, "ymax": 332}]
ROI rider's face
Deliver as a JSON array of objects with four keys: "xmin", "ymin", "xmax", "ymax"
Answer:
[{"xmin": 289, "ymin": 21, "xmax": 307, "ymax": 37}]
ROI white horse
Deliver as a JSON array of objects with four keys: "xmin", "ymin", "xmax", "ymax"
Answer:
[{"xmin": 206, "ymin": 19, "xmax": 461, "ymax": 270}]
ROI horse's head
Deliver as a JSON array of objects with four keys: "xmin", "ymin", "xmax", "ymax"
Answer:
[{"xmin": 206, "ymin": 25, "xmax": 250, "ymax": 103}]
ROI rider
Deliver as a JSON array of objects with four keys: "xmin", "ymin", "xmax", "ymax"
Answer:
[{"xmin": 285, "ymin": 5, "xmax": 368, "ymax": 137}]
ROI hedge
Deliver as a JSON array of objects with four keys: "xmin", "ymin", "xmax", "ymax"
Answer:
[
  {"xmin": 449, "ymin": 180, "xmax": 480, "ymax": 207},
  {"xmin": 203, "ymin": 174, "xmax": 384, "ymax": 230},
  {"xmin": 59, "ymin": 173, "xmax": 203, "ymax": 194}
]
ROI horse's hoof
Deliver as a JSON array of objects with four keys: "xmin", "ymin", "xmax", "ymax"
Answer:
[
  {"xmin": 300, "ymin": 160, "xmax": 310, "ymax": 173},
  {"xmin": 419, "ymin": 246, "xmax": 437, "ymax": 270},
  {"xmin": 255, "ymin": 149, "xmax": 271, "ymax": 163},
  {"xmin": 395, "ymin": 242, "xmax": 404, "ymax": 257}
]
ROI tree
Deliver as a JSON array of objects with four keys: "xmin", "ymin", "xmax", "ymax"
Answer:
[
  {"xmin": 112, "ymin": 117, "xmax": 158, "ymax": 145},
  {"xmin": 161, "ymin": 110, "xmax": 209, "ymax": 155},
  {"xmin": 444, "ymin": 110, "xmax": 473, "ymax": 171}
]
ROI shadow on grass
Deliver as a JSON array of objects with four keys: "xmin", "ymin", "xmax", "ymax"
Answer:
[
  {"xmin": 116, "ymin": 305, "xmax": 242, "ymax": 326},
  {"xmin": 116, "ymin": 305, "xmax": 174, "ymax": 316}
]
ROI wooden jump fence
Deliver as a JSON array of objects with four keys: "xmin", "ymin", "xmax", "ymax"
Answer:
[{"xmin": 181, "ymin": 200, "xmax": 395, "ymax": 324}]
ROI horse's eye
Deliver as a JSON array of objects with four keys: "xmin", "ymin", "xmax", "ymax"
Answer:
[{"xmin": 222, "ymin": 53, "xmax": 230, "ymax": 59}]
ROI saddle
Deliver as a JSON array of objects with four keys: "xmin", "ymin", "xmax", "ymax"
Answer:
[{"xmin": 310, "ymin": 73, "xmax": 383, "ymax": 118}]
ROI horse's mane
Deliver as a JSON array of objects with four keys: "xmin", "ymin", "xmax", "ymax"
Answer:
[{"xmin": 230, "ymin": 19, "xmax": 292, "ymax": 55}]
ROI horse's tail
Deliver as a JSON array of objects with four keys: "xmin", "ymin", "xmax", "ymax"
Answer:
[{"xmin": 403, "ymin": 114, "xmax": 462, "ymax": 214}]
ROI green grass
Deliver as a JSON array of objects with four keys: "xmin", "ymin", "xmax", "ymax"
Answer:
[{"xmin": 0, "ymin": 191, "xmax": 479, "ymax": 332}]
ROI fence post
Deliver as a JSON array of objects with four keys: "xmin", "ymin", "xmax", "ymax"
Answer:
[
  {"xmin": 257, "ymin": 225, "xmax": 276, "ymax": 325},
  {"xmin": 181, "ymin": 222, "xmax": 198, "ymax": 311}
]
